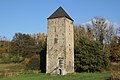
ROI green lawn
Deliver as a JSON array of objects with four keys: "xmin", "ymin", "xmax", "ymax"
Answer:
[{"xmin": 0, "ymin": 72, "xmax": 111, "ymax": 80}]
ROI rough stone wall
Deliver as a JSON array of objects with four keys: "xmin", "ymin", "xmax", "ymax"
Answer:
[
  {"xmin": 65, "ymin": 18, "xmax": 74, "ymax": 73},
  {"xmin": 46, "ymin": 17, "xmax": 74, "ymax": 75}
]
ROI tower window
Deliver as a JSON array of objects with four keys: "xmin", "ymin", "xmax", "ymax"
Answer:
[
  {"xmin": 55, "ymin": 27, "xmax": 56, "ymax": 32},
  {"xmin": 69, "ymin": 44, "xmax": 70, "ymax": 46},
  {"xmin": 54, "ymin": 38, "xmax": 58, "ymax": 44},
  {"xmin": 69, "ymin": 48, "xmax": 71, "ymax": 53},
  {"xmin": 69, "ymin": 61, "xmax": 71, "ymax": 67}
]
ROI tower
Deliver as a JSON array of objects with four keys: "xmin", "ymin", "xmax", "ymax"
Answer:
[{"xmin": 46, "ymin": 7, "xmax": 74, "ymax": 75}]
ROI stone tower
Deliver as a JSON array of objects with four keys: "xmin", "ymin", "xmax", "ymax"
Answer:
[{"xmin": 46, "ymin": 7, "xmax": 74, "ymax": 75}]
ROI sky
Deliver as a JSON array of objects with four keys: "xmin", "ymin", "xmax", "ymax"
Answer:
[{"xmin": 0, "ymin": 0, "xmax": 120, "ymax": 40}]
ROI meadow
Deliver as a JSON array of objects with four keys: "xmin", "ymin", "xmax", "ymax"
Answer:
[
  {"xmin": 0, "ymin": 63, "xmax": 111, "ymax": 80},
  {"xmin": 1, "ymin": 72, "xmax": 111, "ymax": 80}
]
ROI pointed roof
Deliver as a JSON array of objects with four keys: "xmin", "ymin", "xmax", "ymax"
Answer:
[{"xmin": 48, "ymin": 7, "xmax": 73, "ymax": 21}]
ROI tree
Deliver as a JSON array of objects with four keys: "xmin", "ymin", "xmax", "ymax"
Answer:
[
  {"xmin": 31, "ymin": 33, "xmax": 46, "ymax": 54},
  {"xmin": 0, "ymin": 36, "xmax": 11, "ymax": 63},
  {"xmin": 110, "ymin": 36, "xmax": 120, "ymax": 62},
  {"xmin": 91, "ymin": 17, "xmax": 116, "ymax": 44},
  {"xmin": 10, "ymin": 33, "xmax": 36, "ymax": 59},
  {"xmin": 30, "ymin": 33, "xmax": 47, "ymax": 72},
  {"xmin": 0, "ymin": 36, "xmax": 9, "ymax": 54},
  {"xmin": 74, "ymin": 26, "xmax": 109, "ymax": 72},
  {"xmin": 86, "ymin": 24, "xmax": 94, "ymax": 40}
]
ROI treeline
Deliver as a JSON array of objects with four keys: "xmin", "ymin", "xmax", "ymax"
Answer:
[
  {"xmin": 0, "ymin": 33, "xmax": 46, "ymax": 70},
  {"xmin": 0, "ymin": 17, "xmax": 120, "ymax": 72}
]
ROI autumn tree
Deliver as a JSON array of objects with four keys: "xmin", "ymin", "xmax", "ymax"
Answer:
[
  {"xmin": 110, "ymin": 36, "xmax": 120, "ymax": 62},
  {"xmin": 0, "ymin": 36, "xmax": 11, "ymax": 63},
  {"xmin": 31, "ymin": 33, "xmax": 46, "ymax": 54},
  {"xmin": 34, "ymin": 33, "xmax": 46, "ymax": 72},
  {"xmin": 25, "ymin": 33, "xmax": 46, "ymax": 70},
  {"xmin": 10, "ymin": 33, "xmax": 36, "ymax": 63},
  {"xmin": 0, "ymin": 36, "xmax": 9, "ymax": 54},
  {"xmin": 86, "ymin": 24, "xmax": 94, "ymax": 40}
]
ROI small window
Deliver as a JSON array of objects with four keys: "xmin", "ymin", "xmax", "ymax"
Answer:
[
  {"xmin": 69, "ymin": 61, "xmax": 71, "ymax": 66},
  {"xmin": 69, "ymin": 48, "xmax": 71, "ymax": 51},
  {"xmin": 55, "ymin": 27, "xmax": 56, "ymax": 32},
  {"xmin": 54, "ymin": 38, "xmax": 58, "ymax": 44},
  {"xmin": 69, "ymin": 44, "xmax": 70, "ymax": 46}
]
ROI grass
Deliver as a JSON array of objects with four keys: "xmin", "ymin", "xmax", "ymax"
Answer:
[
  {"xmin": 0, "ymin": 63, "xmax": 111, "ymax": 80},
  {"xmin": 0, "ymin": 63, "xmax": 26, "ymax": 78},
  {"xmin": 0, "ymin": 63, "xmax": 25, "ymax": 72},
  {"xmin": 0, "ymin": 72, "xmax": 111, "ymax": 80}
]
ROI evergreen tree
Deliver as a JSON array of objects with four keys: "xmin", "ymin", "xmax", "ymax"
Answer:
[{"xmin": 74, "ymin": 26, "xmax": 109, "ymax": 72}]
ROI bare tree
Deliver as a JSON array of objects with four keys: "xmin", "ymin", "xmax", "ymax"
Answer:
[{"xmin": 91, "ymin": 17, "xmax": 116, "ymax": 44}]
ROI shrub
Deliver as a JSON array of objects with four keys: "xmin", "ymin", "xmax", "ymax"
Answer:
[
  {"xmin": 11, "ymin": 54, "xmax": 23, "ymax": 63},
  {"xmin": 0, "ymin": 53, "xmax": 11, "ymax": 63},
  {"xmin": 111, "ymin": 71, "xmax": 120, "ymax": 80},
  {"xmin": 22, "ymin": 58, "xmax": 30, "ymax": 65},
  {"xmin": 108, "ymin": 62, "xmax": 120, "ymax": 80},
  {"xmin": 26, "ymin": 55, "xmax": 40, "ymax": 70}
]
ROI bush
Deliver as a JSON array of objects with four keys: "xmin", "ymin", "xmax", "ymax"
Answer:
[
  {"xmin": 108, "ymin": 62, "xmax": 120, "ymax": 80},
  {"xmin": 22, "ymin": 58, "xmax": 30, "ymax": 65},
  {"xmin": 26, "ymin": 55, "xmax": 40, "ymax": 70},
  {"xmin": 74, "ymin": 38, "xmax": 109, "ymax": 72},
  {"xmin": 111, "ymin": 71, "xmax": 120, "ymax": 80},
  {"xmin": 0, "ymin": 53, "xmax": 11, "ymax": 63},
  {"xmin": 11, "ymin": 54, "xmax": 23, "ymax": 63}
]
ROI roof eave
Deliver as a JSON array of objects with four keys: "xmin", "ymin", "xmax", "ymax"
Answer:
[{"xmin": 47, "ymin": 16, "xmax": 74, "ymax": 22}]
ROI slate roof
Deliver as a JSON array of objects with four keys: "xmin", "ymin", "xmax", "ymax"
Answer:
[{"xmin": 48, "ymin": 7, "xmax": 73, "ymax": 21}]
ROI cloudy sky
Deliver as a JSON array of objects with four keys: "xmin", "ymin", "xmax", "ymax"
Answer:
[{"xmin": 0, "ymin": 0, "xmax": 120, "ymax": 39}]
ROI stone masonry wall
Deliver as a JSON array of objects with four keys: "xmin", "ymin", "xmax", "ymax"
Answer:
[
  {"xmin": 65, "ymin": 18, "xmax": 74, "ymax": 73},
  {"xmin": 46, "ymin": 17, "xmax": 74, "ymax": 75}
]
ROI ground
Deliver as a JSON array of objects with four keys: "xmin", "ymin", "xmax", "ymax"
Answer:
[
  {"xmin": 1, "ymin": 72, "xmax": 110, "ymax": 80},
  {"xmin": 0, "ymin": 63, "xmax": 111, "ymax": 80}
]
